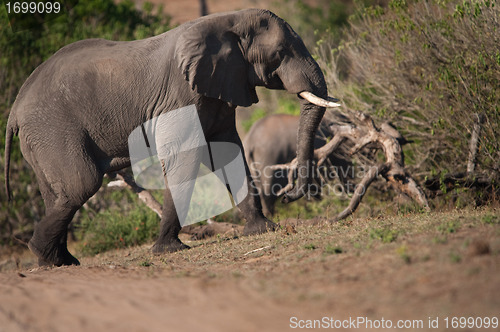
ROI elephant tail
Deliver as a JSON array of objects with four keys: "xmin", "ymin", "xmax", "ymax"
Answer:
[{"xmin": 5, "ymin": 116, "xmax": 17, "ymax": 202}]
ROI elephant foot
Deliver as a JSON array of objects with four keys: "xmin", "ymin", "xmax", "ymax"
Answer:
[
  {"xmin": 28, "ymin": 239, "xmax": 80, "ymax": 267},
  {"xmin": 243, "ymin": 218, "xmax": 277, "ymax": 236},
  {"xmin": 151, "ymin": 238, "xmax": 190, "ymax": 254}
]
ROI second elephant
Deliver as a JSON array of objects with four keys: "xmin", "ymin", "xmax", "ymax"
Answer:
[{"xmin": 244, "ymin": 114, "xmax": 352, "ymax": 216}]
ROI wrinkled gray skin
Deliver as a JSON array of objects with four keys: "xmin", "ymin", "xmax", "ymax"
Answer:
[
  {"xmin": 244, "ymin": 114, "xmax": 351, "ymax": 216},
  {"xmin": 4, "ymin": 9, "xmax": 328, "ymax": 266}
]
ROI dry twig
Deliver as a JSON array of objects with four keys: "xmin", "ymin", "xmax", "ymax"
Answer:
[{"xmin": 108, "ymin": 171, "xmax": 163, "ymax": 218}]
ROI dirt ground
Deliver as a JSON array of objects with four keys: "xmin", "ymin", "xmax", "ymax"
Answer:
[{"xmin": 1, "ymin": 208, "xmax": 499, "ymax": 331}]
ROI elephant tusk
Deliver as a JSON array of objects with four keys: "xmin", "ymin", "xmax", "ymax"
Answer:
[{"xmin": 299, "ymin": 91, "xmax": 341, "ymax": 108}]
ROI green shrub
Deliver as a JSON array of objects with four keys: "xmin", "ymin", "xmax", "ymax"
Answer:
[
  {"xmin": 438, "ymin": 220, "xmax": 460, "ymax": 234},
  {"xmin": 370, "ymin": 227, "xmax": 398, "ymax": 243},
  {"xmin": 276, "ymin": 98, "xmax": 301, "ymax": 116},
  {"xmin": 324, "ymin": 244, "xmax": 343, "ymax": 254},
  {"xmin": 76, "ymin": 204, "xmax": 159, "ymax": 256},
  {"xmin": 317, "ymin": 0, "xmax": 499, "ymax": 184},
  {"xmin": 241, "ymin": 97, "xmax": 302, "ymax": 133},
  {"xmin": 241, "ymin": 108, "xmax": 268, "ymax": 132},
  {"xmin": 482, "ymin": 214, "xmax": 499, "ymax": 225},
  {"xmin": 304, "ymin": 243, "xmax": 317, "ymax": 250}
]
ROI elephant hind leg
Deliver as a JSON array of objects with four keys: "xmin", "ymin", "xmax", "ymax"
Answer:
[
  {"xmin": 28, "ymin": 207, "xmax": 82, "ymax": 266},
  {"xmin": 27, "ymin": 144, "xmax": 103, "ymax": 266}
]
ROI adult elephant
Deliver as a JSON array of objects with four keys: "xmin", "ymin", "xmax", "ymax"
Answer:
[
  {"xmin": 244, "ymin": 114, "xmax": 351, "ymax": 216},
  {"xmin": 4, "ymin": 9, "xmax": 340, "ymax": 266}
]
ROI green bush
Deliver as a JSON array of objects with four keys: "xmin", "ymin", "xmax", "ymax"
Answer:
[
  {"xmin": 76, "ymin": 204, "xmax": 159, "ymax": 256},
  {"xmin": 277, "ymin": 0, "xmax": 359, "ymax": 49},
  {"xmin": 317, "ymin": 0, "xmax": 499, "ymax": 182}
]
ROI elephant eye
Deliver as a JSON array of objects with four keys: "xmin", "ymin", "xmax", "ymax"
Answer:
[{"xmin": 274, "ymin": 47, "xmax": 285, "ymax": 61}]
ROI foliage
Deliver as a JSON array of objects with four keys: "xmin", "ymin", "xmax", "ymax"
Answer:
[
  {"xmin": 241, "ymin": 107, "xmax": 268, "ymax": 132},
  {"xmin": 0, "ymin": 0, "xmax": 172, "ymax": 245},
  {"xmin": 481, "ymin": 214, "xmax": 499, "ymax": 225},
  {"xmin": 324, "ymin": 244, "xmax": 343, "ymax": 254},
  {"xmin": 76, "ymin": 202, "xmax": 159, "ymax": 256},
  {"xmin": 304, "ymin": 243, "xmax": 317, "ymax": 250},
  {"xmin": 396, "ymin": 245, "xmax": 411, "ymax": 263},
  {"xmin": 241, "ymin": 96, "xmax": 303, "ymax": 132},
  {"xmin": 369, "ymin": 226, "xmax": 398, "ymax": 243},
  {"xmin": 74, "ymin": 181, "xmax": 162, "ymax": 256},
  {"xmin": 317, "ymin": 0, "xmax": 499, "ymax": 184},
  {"xmin": 276, "ymin": 98, "xmax": 301, "ymax": 116},
  {"xmin": 438, "ymin": 220, "xmax": 460, "ymax": 234},
  {"xmin": 277, "ymin": 0, "xmax": 363, "ymax": 49}
]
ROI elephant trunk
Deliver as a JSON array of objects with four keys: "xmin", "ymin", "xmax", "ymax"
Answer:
[
  {"xmin": 282, "ymin": 100, "xmax": 326, "ymax": 203},
  {"xmin": 275, "ymin": 52, "xmax": 340, "ymax": 203}
]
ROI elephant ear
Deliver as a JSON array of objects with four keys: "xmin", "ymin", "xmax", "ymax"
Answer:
[{"xmin": 175, "ymin": 15, "xmax": 258, "ymax": 107}]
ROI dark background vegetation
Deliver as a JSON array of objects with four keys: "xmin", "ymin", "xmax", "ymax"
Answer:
[
  {"xmin": 1, "ymin": 0, "xmax": 498, "ymax": 254},
  {"xmin": 0, "ymin": 0, "xmax": 172, "ymax": 248}
]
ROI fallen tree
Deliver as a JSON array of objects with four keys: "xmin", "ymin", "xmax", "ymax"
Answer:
[{"xmin": 270, "ymin": 110, "xmax": 430, "ymax": 221}]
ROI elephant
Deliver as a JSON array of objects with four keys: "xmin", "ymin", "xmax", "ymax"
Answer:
[
  {"xmin": 244, "ymin": 114, "xmax": 352, "ymax": 216},
  {"xmin": 4, "ymin": 9, "xmax": 340, "ymax": 266}
]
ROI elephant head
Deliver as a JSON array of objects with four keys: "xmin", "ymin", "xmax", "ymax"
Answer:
[{"xmin": 175, "ymin": 9, "xmax": 340, "ymax": 203}]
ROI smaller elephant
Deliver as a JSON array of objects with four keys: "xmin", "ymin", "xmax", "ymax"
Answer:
[{"xmin": 244, "ymin": 114, "xmax": 352, "ymax": 216}]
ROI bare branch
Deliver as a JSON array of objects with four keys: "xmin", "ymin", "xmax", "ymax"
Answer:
[
  {"xmin": 467, "ymin": 113, "xmax": 484, "ymax": 174},
  {"xmin": 108, "ymin": 171, "xmax": 163, "ymax": 218},
  {"xmin": 334, "ymin": 164, "xmax": 389, "ymax": 221}
]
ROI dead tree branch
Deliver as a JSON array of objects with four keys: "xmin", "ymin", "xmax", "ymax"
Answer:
[
  {"xmin": 270, "ymin": 110, "xmax": 430, "ymax": 221},
  {"xmin": 335, "ymin": 163, "xmax": 390, "ymax": 221},
  {"xmin": 467, "ymin": 113, "xmax": 484, "ymax": 174},
  {"xmin": 108, "ymin": 171, "xmax": 162, "ymax": 218}
]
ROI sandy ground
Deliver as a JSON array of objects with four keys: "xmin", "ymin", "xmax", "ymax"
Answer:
[
  {"xmin": 1, "ymin": 209, "xmax": 499, "ymax": 332},
  {"xmin": 0, "ymin": 267, "xmax": 301, "ymax": 332}
]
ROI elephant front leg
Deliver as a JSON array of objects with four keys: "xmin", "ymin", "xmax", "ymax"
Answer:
[
  {"xmin": 240, "ymin": 163, "xmax": 278, "ymax": 235},
  {"xmin": 151, "ymin": 147, "xmax": 203, "ymax": 253},
  {"xmin": 211, "ymin": 130, "xmax": 277, "ymax": 235},
  {"xmin": 212, "ymin": 133, "xmax": 277, "ymax": 235},
  {"xmin": 152, "ymin": 186, "xmax": 190, "ymax": 253}
]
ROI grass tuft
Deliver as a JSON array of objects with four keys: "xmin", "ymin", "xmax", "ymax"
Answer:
[
  {"xmin": 369, "ymin": 227, "xmax": 399, "ymax": 243},
  {"xmin": 76, "ymin": 205, "xmax": 159, "ymax": 256}
]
